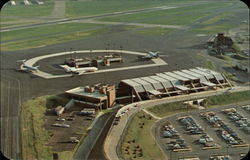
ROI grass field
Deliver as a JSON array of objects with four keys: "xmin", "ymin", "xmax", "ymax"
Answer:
[
  {"xmin": 201, "ymin": 12, "xmax": 234, "ymax": 25},
  {"xmin": 121, "ymin": 112, "xmax": 165, "ymax": 160},
  {"xmin": 1, "ymin": 24, "xmax": 107, "ymax": 51},
  {"xmin": 21, "ymin": 96, "xmax": 52, "ymax": 160},
  {"xmin": 1, "ymin": 0, "xmax": 54, "ymax": 17},
  {"xmin": 206, "ymin": 90, "xmax": 250, "ymax": 106},
  {"xmin": 147, "ymin": 102, "xmax": 195, "ymax": 118},
  {"xmin": 147, "ymin": 90, "xmax": 250, "ymax": 117},
  {"xmin": 2, "ymin": 23, "xmax": 102, "ymax": 42},
  {"xmin": 135, "ymin": 28, "xmax": 175, "ymax": 36},
  {"xmin": 65, "ymin": 0, "xmax": 200, "ymax": 18},
  {"xmin": 194, "ymin": 24, "xmax": 238, "ymax": 34},
  {"xmin": 97, "ymin": 2, "xmax": 233, "ymax": 25}
]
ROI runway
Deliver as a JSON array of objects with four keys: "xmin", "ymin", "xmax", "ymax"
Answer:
[{"xmin": 0, "ymin": 75, "xmax": 21, "ymax": 159}]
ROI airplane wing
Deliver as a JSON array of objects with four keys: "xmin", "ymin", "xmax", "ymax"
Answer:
[{"xmin": 75, "ymin": 71, "xmax": 86, "ymax": 75}]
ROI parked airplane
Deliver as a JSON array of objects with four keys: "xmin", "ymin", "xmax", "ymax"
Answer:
[
  {"xmin": 139, "ymin": 51, "xmax": 164, "ymax": 60},
  {"xmin": 16, "ymin": 59, "xmax": 39, "ymax": 72},
  {"xmin": 60, "ymin": 65, "xmax": 98, "ymax": 75}
]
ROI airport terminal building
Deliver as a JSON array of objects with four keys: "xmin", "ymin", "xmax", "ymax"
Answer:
[
  {"xmin": 65, "ymin": 84, "xmax": 116, "ymax": 110},
  {"xmin": 117, "ymin": 67, "xmax": 231, "ymax": 103}
]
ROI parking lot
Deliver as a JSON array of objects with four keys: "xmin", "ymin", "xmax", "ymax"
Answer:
[
  {"xmin": 44, "ymin": 104, "xmax": 95, "ymax": 152},
  {"xmin": 156, "ymin": 104, "xmax": 250, "ymax": 160}
]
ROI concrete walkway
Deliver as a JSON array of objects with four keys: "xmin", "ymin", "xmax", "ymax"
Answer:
[
  {"xmin": 22, "ymin": 50, "xmax": 168, "ymax": 79},
  {"xmin": 103, "ymin": 86, "xmax": 248, "ymax": 160}
]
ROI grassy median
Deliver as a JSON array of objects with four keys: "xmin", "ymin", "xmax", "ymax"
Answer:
[
  {"xmin": 21, "ymin": 96, "xmax": 52, "ymax": 160},
  {"xmin": 147, "ymin": 90, "xmax": 250, "ymax": 117},
  {"xmin": 206, "ymin": 90, "xmax": 250, "ymax": 106},
  {"xmin": 1, "ymin": 25, "xmax": 107, "ymax": 51},
  {"xmin": 121, "ymin": 112, "xmax": 165, "ymax": 160}
]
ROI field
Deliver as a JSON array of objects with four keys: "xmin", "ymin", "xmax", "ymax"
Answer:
[
  {"xmin": 2, "ymin": 23, "xmax": 103, "ymax": 42},
  {"xmin": 65, "ymin": 0, "xmax": 200, "ymax": 18},
  {"xmin": 147, "ymin": 101, "xmax": 196, "ymax": 118},
  {"xmin": 147, "ymin": 90, "xmax": 250, "ymax": 117},
  {"xmin": 206, "ymin": 90, "xmax": 250, "ymax": 107},
  {"xmin": 21, "ymin": 96, "xmax": 53, "ymax": 160},
  {"xmin": 135, "ymin": 28, "xmax": 175, "ymax": 36},
  {"xmin": 120, "ymin": 112, "xmax": 165, "ymax": 160},
  {"xmin": 1, "ymin": 0, "xmax": 54, "ymax": 17},
  {"xmin": 1, "ymin": 23, "xmax": 108, "ymax": 51},
  {"xmin": 97, "ymin": 2, "xmax": 233, "ymax": 25}
]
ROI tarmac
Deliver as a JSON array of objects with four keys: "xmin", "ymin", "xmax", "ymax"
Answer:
[{"xmin": 22, "ymin": 49, "xmax": 168, "ymax": 79}]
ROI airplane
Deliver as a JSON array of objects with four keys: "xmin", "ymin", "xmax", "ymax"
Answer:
[
  {"xmin": 60, "ymin": 65, "xmax": 98, "ymax": 75},
  {"xmin": 139, "ymin": 51, "xmax": 164, "ymax": 60},
  {"xmin": 16, "ymin": 59, "xmax": 39, "ymax": 72}
]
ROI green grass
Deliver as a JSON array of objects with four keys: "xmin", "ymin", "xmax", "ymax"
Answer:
[
  {"xmin": 98, "ymin": 2, "xmax": 232, "ymax": 25},
  {"xmin": 21, "ymin": 96, "xmax": 52, "ymax": 160},
  {"xmin": 147, "ymin": 102, "xmax": 195, "ymax": 118},
  {"xmin": 202, "ymin": 60, "xmax": 216, "ymax": 70},
  {"xmin": 201, "ymin": 12, "xmax": 233, "ymax": 25},
  {"xmin": 1, "ymin": 25, "xmax": 108, "ymax": 51},
  {"xmin": 57, "ymin": 151, "xmax": 74, "ymax": 160},
  {"xmin": 136, "ymin": 28, "xmax": 175, "ymax": 35},
  {"xmin": 195, "ymin": 54, "xmax": 216, "ymax": 70},
  {"xmin": 0, "ymin": 22, "xmax": 35, "ymax": 28},
  {"xmin": 1, "ymin": 0, "xmax": 54, "ymax": 18},
  {"xmin": 121, "ymin": 112, "xmax": 165, "ymax": 160},
  {"xmin": 194, "ymin": 24, "xmax": 238, "ymax": 34},
  {"xmin": 65, "ymin": 0, "xmax": 200, "ymax": 18},
  {"xmin": 1, "ymin": 23, "xmax": 102, "ymax": 42},
  {"xmin": 206, "ymin": 90, "xmax": 250, "ymax": 106},
  {"xmin": 147, "ymin": 90, "xmax": 250, "ymax": 117}
]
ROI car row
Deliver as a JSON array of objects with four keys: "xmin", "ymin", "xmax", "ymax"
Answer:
[
  {"xmin": 178, "ymin": 116, "xmax": 204, "ymax": 135},
  {"xmin": 162, "ymin": 122, "xmax": 190, "ymax": 151},
  {"xmin": 200, "ymin": 111, "xmax": 244, "ymax": 145},
  {"xmin": 222, "ymin": 108, "xmax": 250, "ymax": 133},
  {"xmin": 242, "ymin": 104, "xmax": 250, "ymax": 112}
]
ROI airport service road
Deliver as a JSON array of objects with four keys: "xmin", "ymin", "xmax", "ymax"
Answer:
[
  {"xmin": 103, "ymin": 86, "xmax": 248, "ymax": 160},
  {"xmin": 0, "ymin": 75, "xmax": 21, "ymax": 160},
  {"xmin": 22, "ymin": 50, "xmax": 168, "ymax": 79}
]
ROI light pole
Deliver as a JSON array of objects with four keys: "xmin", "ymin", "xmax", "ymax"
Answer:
[{"xmin": 175, "ymin": 63, "xmax": 177, "ymax": 70}]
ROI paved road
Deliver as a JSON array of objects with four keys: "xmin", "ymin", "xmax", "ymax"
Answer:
[
  {"xmin": 0, "ymin": 75, "xmax": 21, "ymax": 159},
  {"xmin": 50, "ymin": 0, "xmax": 65, "ymax": 19},
  {"xmin": 103, "ymin": 86, "xmax": 248, "ymax": 160}
]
